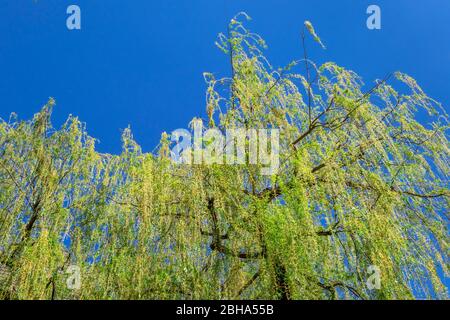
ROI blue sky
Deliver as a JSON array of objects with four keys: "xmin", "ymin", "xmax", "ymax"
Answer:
[{"xmin": 0, "ymin": 0, "xmax": 449, "ymax": 154}]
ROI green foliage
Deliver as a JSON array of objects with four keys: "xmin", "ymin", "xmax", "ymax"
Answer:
[{"xmin": 0, "ymin": 15, "xmax": 448, "ymax": 300}]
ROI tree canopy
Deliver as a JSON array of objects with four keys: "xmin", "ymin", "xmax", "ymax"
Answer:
[{"xmin": 0, "ymin": 15, "xmax": 448, "ymax": 300}]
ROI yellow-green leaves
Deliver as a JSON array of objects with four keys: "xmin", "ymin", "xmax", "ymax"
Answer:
[
  {"xmin": 304, "ymin": 20, "xmax": 326, "ymax": 49},
  {"xmin": 0, "ymin": 15, "xmax": 448, "ymax": 301}
]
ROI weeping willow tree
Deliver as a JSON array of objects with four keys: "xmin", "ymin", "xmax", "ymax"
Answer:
[{"xmin": 0, "ymin": 14, "xmax": 448, "ymax": 300}]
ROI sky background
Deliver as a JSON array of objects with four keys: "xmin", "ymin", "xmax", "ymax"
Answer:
[
  {"xmin": 0, "ymin": 0, "xmax": 449, "ymax": 155},
  {"xmin": 0, "ymin": 0, "xmax": 449, "ymax": 296}
]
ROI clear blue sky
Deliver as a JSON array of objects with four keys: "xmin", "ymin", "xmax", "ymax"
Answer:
[
  {"xmin": 0, "ymin": 0, "xmax": 449, "ymax": 154},
  {"xmin": 0, "ymin": 0, "xmax": 449, "ymax": 296}
]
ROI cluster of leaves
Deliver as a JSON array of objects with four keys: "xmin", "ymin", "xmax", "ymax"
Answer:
[{"xmin": 0, "ymin": 14, "xmax": 448, "ymax": 299}]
